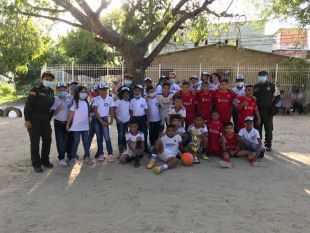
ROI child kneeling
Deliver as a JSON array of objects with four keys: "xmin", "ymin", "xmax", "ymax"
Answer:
[
  {"xmin": 119, "ymin": 120, "xmax": 145, "ymax": 168},
  {"xmin": 147, "ymin": 125, "xmax": 183, "ymax": 174}
]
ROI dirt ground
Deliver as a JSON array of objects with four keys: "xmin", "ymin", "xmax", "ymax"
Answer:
[{"xmin": 0, "ymin": 115, "xmax": 309, "ymax": 233}]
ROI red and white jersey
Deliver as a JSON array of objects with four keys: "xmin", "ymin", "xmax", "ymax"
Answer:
[{"xmin": 222, "ymin": 133, "xmax": 239, "ymax": 151}]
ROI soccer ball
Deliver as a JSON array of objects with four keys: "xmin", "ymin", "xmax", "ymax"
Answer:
[{"xmin": 181, "ymin": 153, "xmax": 194, "ymax": 166}]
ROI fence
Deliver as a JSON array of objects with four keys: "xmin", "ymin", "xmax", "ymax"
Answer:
[{"xmin": 42, "ymin": 63, "xmax": 310, "ymax": 105}]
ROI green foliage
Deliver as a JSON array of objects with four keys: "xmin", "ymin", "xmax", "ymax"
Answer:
[{"xmin": 0, "ymin": 83, "xmax": 15, "ymax": 96}]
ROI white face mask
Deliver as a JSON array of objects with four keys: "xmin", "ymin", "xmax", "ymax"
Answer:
[
  {"xmin": 237, "ymin": 82, "xmax": 244, "ymax": 87},
  {"xmin": 149, "ymin": 92, "xmax": 156, "ymax": 98},
  {"xmin": 258, "ymin": 76, "xmax": 267, "ymax": 83}
]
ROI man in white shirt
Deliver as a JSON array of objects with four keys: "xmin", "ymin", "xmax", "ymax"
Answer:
[{"xmin": 168, "ymin": 72, "xmax": 181, "ymax": 94}]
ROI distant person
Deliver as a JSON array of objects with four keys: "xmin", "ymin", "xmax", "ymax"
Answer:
[
  {"xmin": 168, "ymin": 72, "xmax": 181, "ymax": 94},
  {"xmin": 292, "ymin": 89, "xmax": 304, "ymax": 114},
  {"xmin": 155, "ymin": 75, "xmax": 168, "ymax": 95},
  {"xmin": 209, "ymin": 73, "xmax": 221, "ymax": 90},
  {"xmin": 24, "ymin": 72, "xmax": 55, "ymax": 173},
  {"xmin": 117, "ymin": 74, "xmax": 135, "ymax": 100},
  {"xmin": 196, "ymin": 81, "xmax": 213, "ymax": 123}
]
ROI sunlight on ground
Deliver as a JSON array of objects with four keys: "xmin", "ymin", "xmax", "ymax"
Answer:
[
  {"xmin": 281, "ymin": 152, "xmax": 310, "ymax": 166},
  {"xmin": 305, "ymin": 189, "xmax": 310, "ymax": 196},
  {"xmin": 27, "ymin": 170, "xmax": 52, "ymax": 195},
  {"xmin": 66, "ymin": 162, "xmax": 83, "ymax": 191}
]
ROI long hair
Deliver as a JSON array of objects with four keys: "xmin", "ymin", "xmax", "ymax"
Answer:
[{"xmin": 73, "ymin": 85, "xmax": 89, "ymax": 109}]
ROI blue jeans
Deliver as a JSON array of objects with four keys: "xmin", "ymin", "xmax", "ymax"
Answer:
[
  {"xmin": 54, "ymin": 119, "xmax": 68, "ymax": 160},
  {"xmin": 116, "ymin": 121, "xmax": 129, "ymax": 146},
  {"xmin": 71, "ymin": 131, "xmax": 90, "ymax": 159},
  {"xmin": 94, "ymin": 117, "xmax": 113, "ymax": 155},
  {"xmin": 88, "ymin": 116, "xmax": 101, "ymax": 157}
]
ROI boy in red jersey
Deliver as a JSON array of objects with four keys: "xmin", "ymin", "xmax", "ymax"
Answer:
[
  {"xmin": 196, "ymin": 81, "xmax": 213, "ymax": 123},
  {"xmin": 174, "ymin": 81, "xmax": 196, "ymax": 129},
  {"xmin": 207, "ymin": 110, "xmax": 223, "ymax": 156},
  {"xmin": 237, "ymin": 85, "xmax": 261, "ymax": 131},
  {"xmin": 213, "ymin": 79, "xmax": 237, "ymax": 124}
]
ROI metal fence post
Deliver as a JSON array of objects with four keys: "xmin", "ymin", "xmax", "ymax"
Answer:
[
  {"xmin": 71, "ymin": 62, "xmax": 74, "ymax": 81},
  {"xmin": 199, "ymin": 63, "xmax": 202, "ymax": 75},
  {"xmin": 275, "ymin": 64, "xmax": 279, "ymax": 84},
  {"xmin": 159, "ymin": 64, "xmax": 161, "ymax": 79},
  {"xmin": 122, "ymin": 61, "xmax": 124, "ymax": 85}
]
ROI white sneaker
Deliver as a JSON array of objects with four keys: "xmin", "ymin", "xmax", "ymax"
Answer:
[
  {"xmin": 84, "ymin": 157, "xmax": 93, "ymax": 165},
  {"xmin": 219, "ymin": 160, "xmax": 232, "ymax": 168},
  {"xmin": 59, "ymin": 159, "xmax": 68, "ymax": 167},
  {"xmin": 108, "ymin": 154, "xmax": 115, "ymax": 162}
]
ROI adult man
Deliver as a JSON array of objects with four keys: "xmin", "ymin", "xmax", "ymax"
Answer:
[
  {"xmin": 24, "ymin": 72, "xmax": 55, "ymax": 172},
  {"xmin": 254, "ymin": 71, "xmax": 280, "ymax": 151}
]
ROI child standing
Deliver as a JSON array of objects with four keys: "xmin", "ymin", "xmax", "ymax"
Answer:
[
  {"xmin": 52, "ymin": 82, "xmax": 71, "ymax": 167},
  {"xmin": 168, "ymin": 95, "xmax": 186, "ymax": 126},
  {"xmin": 147, "ymin": 125, "xmax": 183, "ymax": 174},
  {"xmin": 92, "ymin": 83, "xmax": 115, "ymax": 162},
  {"xmin": 114, "ymin": 87, "xmax": 131, "ymax": 156},
  {"xmin": 119, "ymin": 120, "xmax": 145, "ymax": 168},
  {"xmin": 207, "ymin": 110, "xmax": 223, "ymax": 156},
  {"xmin": 158, "ymin": 82, "xmax": 174, "ymax": 131},
  {"xmin": 66, "ymin": 86, "xmax": 92, "ymax": 165},
  {"xmin": 196, "ymin": 81, "xmax": 213, "ymax": 123},
  {"xmin": 168, "ymin": 72, "xmax": 181, "ymax": 94},
  {"xmin": 146, "ymin": 86, "xmax": 161, "ymax": 150}
]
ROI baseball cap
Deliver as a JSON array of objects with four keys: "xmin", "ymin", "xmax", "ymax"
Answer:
[
  {"xmin": 68, "ymin": 80, "xmax": 79, "ymax": 86},
  {"xmin": 245, "ymin": 116, "xmax": 254, "ymax": 122},
  {"xmin": 134, "ymin": 84, "xmax": 144, "ymax": 90},
  {"xmin": 97, "ymin": 82, "xmax": 109, "ymax": 89},
  {"xmin": 236, "ymin": 74, "xmax": 245, "ymax": 81},
  {"xmin": 144, "ymin": 77, "xmax": 152, "ymax": 82},
  {"xmin": 190, "ymin": 75, "xmax": 198, "ymax": 80},
  {"xmin": 41, "ymin": 71, "xmax": 55, "ymax": 80},
  {"xmin": 56, "ymin": 82, "xmax": 67, "ymax": 88},
  {"xmin": 202, "ymin": 71, "xmax": 209, "ymax": 76},
  {"xmin": 121, "ymin": 86, "xmax": 130, "ymax": 92}
]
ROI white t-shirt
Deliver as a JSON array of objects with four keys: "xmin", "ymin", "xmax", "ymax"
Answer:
[
  {"xmin": 69, "ymin": 100, "xmax": 89, "ymax": 131},
  {"xmin": 52, "ymin": 96, "xmax": 71, "ymax": 121},
  {"xmin": 130, "ymin": 97, "xmax": 148, "ymax": 117},
  {"xmin": 177, "ymin": 126, "xmax": 186, "ymax": 135},
  {"xmin": 170, "ymin": 83, "xmax": 181, "ymax": 94},
  {"xmin": 126, "ymin": 131, "xmax": 145, "ymax": 143},
  {"xmin": 187, "ymin": 124, "xmax": 208, "ymax": 136},
  {"xmin": 209, "ymin": 83, "xmax": 219, "ymax": 90},
  {"xmin": 161, "ymin": 134, "xmax": 182, "ymax": 155},
  {"xmin": 92, "ymin": 95, "xmax": 115, "ymax": 117},
  {"xmin": 156, "ymin": 85, "xmax": 162, "ymax": 95},
  {"xmin": 146, "ymin": 97, "xmax": 160, "ymax": 122},
  {"xmin": 158, "ymin": 94, "xmax": 174, "ymax": 123},
  {"xmin": 168, "ymin": 105, "xmax": 186, "ymax": 118},
  {"xmin": 115, "ymin": 99, "xmax": 130, "ymax": 123},
  {"xmin": 238, "ymin": 127, "xmax": 260, "ymax": 144}
]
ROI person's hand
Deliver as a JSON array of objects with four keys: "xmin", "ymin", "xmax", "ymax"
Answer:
[
  {"xmin": 66, "ymin": 125, "xmax": 70, "ymax": 132},
  {"xmin": 147, "ymin": 120, "xmax": 150, "ymax": 129},
  {"xmin": 101, "ymin": 121, "xmax": 108, "ymax": 127},
  {"xmin": 58, "ymin": 102, "xmax": 64, "ymax": 111},
  {"xmin": 24, "ymin": 121, "xmax": 32, "ymax": 129},
  {"xmin": 109, "ymin": 119, "xmax": 113, "ymax": 126},
  {"xmin": 256, "ymin": 118, "xmax": 261, "ymax": 126}
]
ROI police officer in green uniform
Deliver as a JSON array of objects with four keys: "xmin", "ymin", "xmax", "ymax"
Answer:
[
  {"xmin": 254, "ymin": 71, "xmax": 280, "ymax": 151},
  {"xmin": 24, "ymin": 72, "xmax": 55, "ymax": 172}
]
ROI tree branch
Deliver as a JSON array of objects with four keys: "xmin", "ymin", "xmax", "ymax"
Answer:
[
  {"xmin": 95, "ymin": 0, "xmax": 111, "ymax": 16},
  {"xmin": 22, "ymin": 2, "xmax": 67, "ymax": 13}
]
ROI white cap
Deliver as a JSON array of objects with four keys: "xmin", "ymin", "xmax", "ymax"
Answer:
[
  {"xmin": 245, "ymin": 116, "xmax": 254, "ymax": 122},
  {"xmin": 236, "ymin": 74, "xmax": 245, "ymax": 81},
  {"xmin": 121, "ymin": 86, "xmax": 130, "ymax": 92},
  {"xmin": 68, "ymin": 80, "xmax": 79, "ymax": 86},
  {"xmin": 56, "ymin": 82, "xmax": 67, "ymax": 88},
  {"xmin": 97, "ymin": 82, "xmax": 109, "ymax": 89},
  {"xmin": 190, "ymin": 75, "xmax": 198, "ymax": 80},
  {"xmin": 134, "ymin": 84, "xmax": 144, "ymax": 90},
  {"xmin": 144, "ymin": 77, "xmax": 152, "ymax": 82},
  {"xmin": 202, "ymin": 71, "xmax": 209, "ymax": 75}
]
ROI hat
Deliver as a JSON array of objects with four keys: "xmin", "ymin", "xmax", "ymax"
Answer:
[
  {"xmin": 144, "ymin": 77, "xmax": 152, "ymax": 82},
  {"xmin": 190, "ymin": 75, "xmax": 198, "ymax": 80},
  {"xmin": 134, "ymin": 84, "xmax": 144, "ymax": 90},
  {"xmin": 245, "ymin": 116, "xmax": 254, "ymax": 122},
  {"xmin": 121, "ymin": 86, "xmax": 130, "ymax": 92},
  {"xmin": 97, "ymin": 82, "xmax": 109, "ymax": 89},
  {"xmin": 56, "ymin": 82, "xmax": 67, "ymax": 88},
  {"xmin": 160, "ymin": 75, "xmax": 167, "ymax": 79},
  {"xmin": 93, "ymin": 83, "xmax": 99, "ymax": 90},
  {"xmin": 236, "ymin": 74, "xmax": 245, "ymax": 81},
  {"xmin": 202, "ymin": 71, "xmax": 209, "ymax": 76},
  {"xmin": 68, "ymin": 80, "xmax": 79, "ymax": 86},
  {"xmin": 41, "ymin": 71, "xmax": 55, "ymax": 80}
]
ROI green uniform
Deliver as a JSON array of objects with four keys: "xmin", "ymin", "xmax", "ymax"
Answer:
[
  {"xmin": 254, "ymin": 82, "xmax": 279, "ymax": 148},
  {"xmin": 24, "ymin": 84, "xmax": 55, "ymax": 168}
]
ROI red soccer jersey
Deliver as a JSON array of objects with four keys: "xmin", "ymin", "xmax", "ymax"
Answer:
[
  {"xmin": 175, "ymin": 91, "xmax": 196, "ymax": 125},
  {"xmin": 222, "ymin": 133, "xmax": 239, "ymax": 152},
  {"xmin": 237, "ymin": 96, "xmax": 257, "ymax": 130},
  {"xmin": 197, "ymin": 90, "xmax": 213, "ymax": 122},
  {"xmin": 207, "ymin": 120, "xmax": 223, "ymax": 155},
  {"xmin": 213, "ymin": 89, "xmax": 236, "ymax": 124}
]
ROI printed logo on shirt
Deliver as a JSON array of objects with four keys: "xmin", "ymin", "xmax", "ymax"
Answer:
[{"xmin": 104, "ymin": 103, "xmax": 109, "ymax": 107}]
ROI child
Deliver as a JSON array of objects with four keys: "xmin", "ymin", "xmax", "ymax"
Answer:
[
  {"xmin": 174, "ymin": 81, "xmax": 196, "ymax": 129},
  {"xmin": 209, "ymin": 73, "xmax": 221, "ymax": 90},
  {"xmin": 145, "ymin": 86, "xmax": 161, "ymax": 149},
  {"xmin": 158, "ymin": 82, "xmax": 174, "ymax": 130},
  {"xmin": 169, "ymin": 72, "xmax": 181, "ymax": 94},
  {"xmin": 207, "ymin": 110, "xmax": 223, "ymax": 156},
  {"xmin": 237, "ymin": 85, "xmax": 261, "ymax": 131},
  {"xmin": 238, "ymin": 116, "xmax": 265, "ymax": 165},
  {"xmin": 66, "ymin": 86, "xmax": 92, "ymax": 165},
  {"xmin": 130, "ymin": 84, "xmax": 150, "ymax": 152},
  {"xmin": 119, "ymin": 120, "xmax": 144, "ymax": 168},
  {"xmin": 196, "ymin": 81, "xmax": 213, "ymax": 123},
  {"xmin": 92, "ymin": 83, "xmax": 115, "ymax": 162},
  {"xmin": 168, "ymin": 95, "xmax": 186, "ymax": 126},
  {"xmin": 147, "ymin": 125, "xmax": 183, "ymax": 174},
  {"xmin": 52, "ymin": 82, "xmax": 71, "ymax": 167},
  {"xmin": 187, "ymin": 113, "xmax": 209, "ymax": 163},
  {"xmin": 213, "ymin": 79, "xmax": 237, "ymax": 124},
  {"xmin": 114, "ymin": 86, "xmax": 131, "ymax": 156},
  {"xmin": 189, "ymin": 75, "xmax": 200, "ymax": 91},
  {"xmin": 232, "ymin": 74, "xmax": 246, "ymax": 132}
]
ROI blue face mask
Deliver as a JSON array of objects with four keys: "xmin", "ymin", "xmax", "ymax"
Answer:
[
  {"xmin": 124, "ymin": 80, "xmax": 132, "ymax": 86},
  {"xmin": 258, "ymin": 76, "xmax": 267, "ymax": 83},
  {"xmin": 79, "ymin": 93, "xmax": 88, "ymax": 100},
  {"xmin": 58, "ymin": 91, "xmax": 67, "ymax": 97},
  {"xmin": 42, "ymin": 80, "xmax": 54, "ymax": 88}
]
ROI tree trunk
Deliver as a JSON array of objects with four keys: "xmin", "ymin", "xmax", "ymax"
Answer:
[{"xmin": 123, "ymin": 57, "xmax": 146, "ymax": 85}]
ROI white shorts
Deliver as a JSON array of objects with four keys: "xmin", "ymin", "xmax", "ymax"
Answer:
[
  {"xmin": 159, "ymin": 149, "xmax": 179, "ymax": 162},
  {"xmin": 123, "ymin": 148, "xmax": 135, "ymax": 158}
]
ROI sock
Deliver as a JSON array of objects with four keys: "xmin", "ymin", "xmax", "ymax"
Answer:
[
  {"xmin": 151, "ymin": 154, "xmax": 158, "ymax": 160},
  {"xmin": 161, "ymin": 164, "xmax": 168, "ymax": 170},
  {"xmin": 223, "ymin": 157, "xmax": 230, "ymax": 163}
]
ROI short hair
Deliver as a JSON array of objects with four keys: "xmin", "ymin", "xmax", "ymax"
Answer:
[
  {"xmin": 201, "ymin": 81, "xmax": 209, "ymax": 86},
  {"xmin": 258, "ymin": 71, "xmax": 268, "ymax": 76},
  {"xmin": 166, "ymin": 124, "xmax": 176, "ymax": 130},
  {"xmin": 220, "ymin": 78, "xmax": 229, "ymax": 83},
  {"xmin": 246, "ymin": 84, "xmax": 254, "ymax": 89},
  {"xmin": 129, "ymin": 120, "xmax": 138, "ymax": 126},
  {"xmin": 170, "ymin": 114, "xmax": 182, "ymax": 121},
  {"xmin": 41, "ymin": 71, "xmax": 55, "ymax": 80},
  {"xmin": 182, "ymin": 81, "xmax": 190, "ymax": 86},
  {"xmin": 146, "ymin": 85, "xmax": 154, "ymax": 93},
  {"xmin": 224, "ymin": 122, "xmax": 234, "ymax": 128},
  {"xmin": 211, "ymin": 109, "xmax": 219, "ymax": 114},
  {"xmin": 194, "ymin": 112, "xmax": 203, "ymax": 119},
  {"xmin": 162, "ymin": 82, "xmax": 171, "ymax": 88},
  {"xmin": 174, "ymin": 95, "xmax": 183, "ymax": 101},
  {"xmin": 124, "ymin": 74, "xmax": 133, "ymax": 79}
]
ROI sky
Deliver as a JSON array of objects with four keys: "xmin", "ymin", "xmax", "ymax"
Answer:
[{"xmin": 49, "ymin": 0, "xmax": 300, "ymax": 38}]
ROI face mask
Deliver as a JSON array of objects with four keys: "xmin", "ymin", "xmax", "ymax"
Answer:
[
  {"xmin": 169, "ymin": 78, "xmax": 176, "ymax": 84},
  {"xmin": 258, "ymin": 76, "xmax": 267, "ymax": 83},
  {"xmin": 42, "ymin": 80, "xmax": 53, "ymax": 88},
  {"xmin": 135, "ymin": 94, "xmax": 141, "ymax": 99},
  {"xmin": 149, "ymin": 92, "xmax": 156, "ymax": 98},
  {"xmin": 237, "ymin": 82, "xmax": 244, "ymax": 87},
  {"xmin": 79, "ymin": 93, "xmax": 88, "ymax": 100},
  {"xmin": 124, "ymin": 80, "xmax": 132, "ymax": 86},
  {"xmin": 58, "ymin": 91, "xmax": 67, "ymax": 97}
]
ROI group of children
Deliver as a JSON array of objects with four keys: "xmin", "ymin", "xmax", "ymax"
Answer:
[{"xmin": 51, "ymin": 71, "xmax": 266, "ymax": 173}]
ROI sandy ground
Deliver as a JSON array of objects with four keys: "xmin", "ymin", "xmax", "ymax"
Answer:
[{"xmin": 0, "ymin": 115, "xmax": 309, "ymax": 233}]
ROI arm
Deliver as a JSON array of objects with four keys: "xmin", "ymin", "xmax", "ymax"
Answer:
[
  {"xmin": 256, "ymin": 138, "xmax": 263, "ymax": 155},
  {"xmin": 93, "ymin": 105, "xmax": 108, "ymax": 127},
  {"xmin": 109, "ymin": 107, "xmax": 114, "ymax": 125},
  {"xmin": 254, "ymin": 108, "xmax": 261, "ymax": 126},
  {"xmin": 145, "ymin": 108, "xmax": 150, "ymax": 128},
  {"xmin": 66, "ymin": 111, "xmax": 74, "ymax": 132},
  {"xmin": 24, "ymin": 89, "xmax": 37, "ymax": 128},
  {"xmin": 114, "ymin": 107, "xmax": 120, "ymax": 123}
]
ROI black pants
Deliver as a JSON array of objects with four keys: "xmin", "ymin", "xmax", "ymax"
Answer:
[
  {"xmin": 257, "ymin": 108, "xmax": 273, "ymax": 147},
  {"xmin": 149, "ymin": 121, "xmax": 161, "ymax": 146},
  {"xmin": 28, "ymin": 120, "xmax": 52, "ymax": 168},
  {"xmin": 67, "ymin": 131, "xmax": 74, "ymax": 159},
  {"xmin": 232, "ymin": 107, "xmax": 238, "ymax": 133}
]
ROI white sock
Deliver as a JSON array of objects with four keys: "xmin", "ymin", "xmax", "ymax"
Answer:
[
  {"xmin": 162, "ymin": 164, "xmax": 168, "ymax": 170},
  {"xmin": 151, "ymin": 154, "xmax": 157, "ymax": 160}
]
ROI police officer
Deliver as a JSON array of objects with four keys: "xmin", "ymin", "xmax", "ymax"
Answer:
[
  {"xmin": 24, "ymin": 72, "xmax": 55, "ymax": 172},
  {"xmin": 254, "ymin": 71, "xmax": 280, "ymax": 151}
]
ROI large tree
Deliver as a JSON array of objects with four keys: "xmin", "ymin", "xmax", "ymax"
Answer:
[{"xmin": 2, "ymin": 0, "xmax": 234, "ymax": 82}]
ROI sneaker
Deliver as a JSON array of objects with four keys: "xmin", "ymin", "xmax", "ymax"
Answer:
[
  {"xmin": 133, "ymin": 159, "xmax": 140, "ymax": 168},
  {"xmin": 98, "ymin": 154, "xmax": 105, "ymax": 162},
  {"xmin": 42, "ymin": 162, "xmax": 54, "ymax": 168},
  {"xmin": 201, "ymin": 154, "xmax": 209, "ymax": 160},
  {"xmin": 153, "ymin": 166, "xmax": 164, "ymax": 174},
  {"xmin": 147, "ymin": 160, "xmax": 156, "ymax": 169},
  {"xmin": 193, "ymin": 157, "xmax": 200, "ymax": 164},
  {"xmin": 219, "ymin": 160, "xmax": 232, "ymax": 168},
  {"xmin": 265, "ymin": 147, "xmax": 272, "ymax": 152},
  {"xmin": 108, "ymin": 154, "xmax": 115, "ymax": 162},
  {"xmin": 33, "ymin": 167, "xmax": 43, "ymax": 173},
  {"xmin": 258, "ymin": 149, "xmax": 265, "ymax": 159},
  {"xmin": 59, "ymin": 159, "xmax": 68, "ymax": 167},
  {"xmin": 70, "ymin": 158, "xmax": 77, "ymax": 165},
  {"xmin": 84, "ymin": 156, "xmax": 93, "ymax": 165}
]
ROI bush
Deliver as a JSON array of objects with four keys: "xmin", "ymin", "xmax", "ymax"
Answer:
[{"xmin": 0, "ymin": 83, "xmax": 16, "ymax": 97}]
